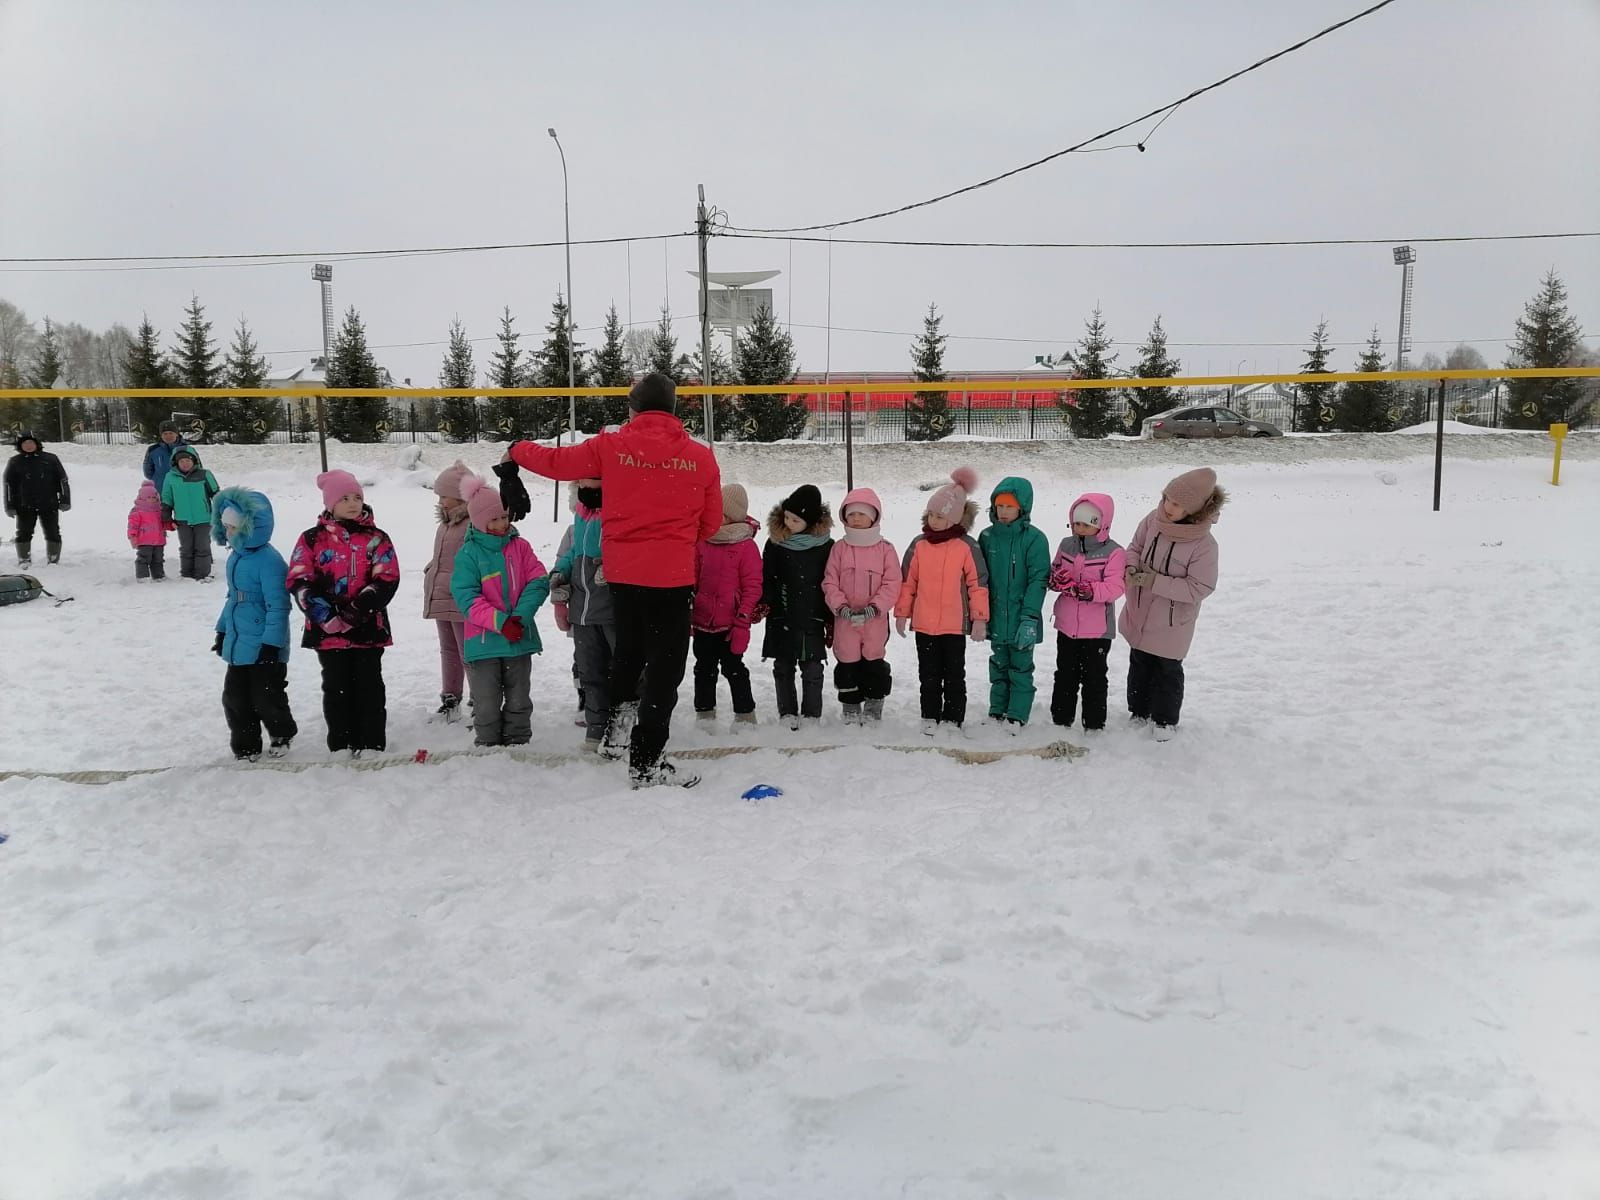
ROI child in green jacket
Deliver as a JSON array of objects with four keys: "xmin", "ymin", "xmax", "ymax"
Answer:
[
  {"xmin": 977, "ymin": 476, "xmax": 1051, "ymax": 728},
  {"xmin": 159, "ymin": 445, "xmax": 220, "ymax": 580}
]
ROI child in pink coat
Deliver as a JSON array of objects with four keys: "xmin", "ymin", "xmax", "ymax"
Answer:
[
  {"xmin": 126, "ymin": 480, "xmax": 167, "ymax": 580},
  {"xmin": 822, "ymin": 486, "xmax": 902, "ymax": 724},
  {"xmin": 691, "ymin": 483, "xmax": 763, "ymax": 724},
  {"xmin": 1046, "ymin": 492, "xmax": 1125, "ymax": 731}
]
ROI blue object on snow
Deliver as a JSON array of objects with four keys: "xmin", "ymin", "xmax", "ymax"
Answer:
[
  {"xmin": 0, "ymin": 832, "xmax": 8, "ymax": 845},
  {"xmin": 742, "ymin": 784, "xmax": 783, "ymax": 802}
]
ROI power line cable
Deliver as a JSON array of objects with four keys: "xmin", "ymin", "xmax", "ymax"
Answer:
[
  {"xmin": 728, "ymin": 0, "xmax": 1404, "ymax": 234},
  {"xmin": 724, "ymin": 230, "xmax": 1600, "ymax": 250}
]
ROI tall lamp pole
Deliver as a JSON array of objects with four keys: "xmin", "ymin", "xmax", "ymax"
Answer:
[
  {"xmin": 312, "ymin": 263, "xmax": 333, "ymax": 472},
  {"xmin": 549, "ymin": 128, "xmax": 576, "ymax": 519}
]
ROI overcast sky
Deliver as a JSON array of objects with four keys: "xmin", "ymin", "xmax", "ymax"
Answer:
[{"xmin": 2, "ymin": 0, "xmax": 1596, "ymax": 385}]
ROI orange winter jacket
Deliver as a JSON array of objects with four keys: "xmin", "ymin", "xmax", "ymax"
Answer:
[{"xmin": 894, "ymin": 504, "xmax": 990, "ymax": 636}]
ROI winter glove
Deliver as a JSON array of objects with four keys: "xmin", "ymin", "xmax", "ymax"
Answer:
[
  {"xmin": 1048, "ymin": 565, "xmax": 1072, "ymax": 591},
  {"xmin": 163, "ymin": 518, "xmax": 178, "ymax": 532},
  {"xmin": 256, "ymin": 644, "xmax": 280, "ymax": 665},
  {"xmin": 849, "ymin": 608, "xmax": 868, "ymax": 628},
  {"xmin": 212, "ymin": 631, "xmax": 225, "ymax": 657},
  {"xmin": 895, "ymin": 615, "xmax": 909, "ymax": 638},
  {"xmin": 3, "ymin": 506, "xmax": 13, "ymax": 518},
  {"xmin": 1125, "ymin": 563, "xmax": 1156, "ymax": 589},
  {"xmin": 749, "ymin": 602, "xmax": 770, "ymax": 624},
  {"xmin": 58, "ymin": 500, "xmax": 70, "ymax": 512},
  {"xmin": 863, "ymin": 605, "xmax": 878, "ymax": 621},
  {"xmin": 593, "ymin": 564, "xmax": 606, "ymax": 586},
  {"xmin": 302, "ymin": 594, "xmax": 335, "ymax": 626},
  {"xmin": 1071, "ymin": 580, "xmax": 1096, "ymax": 602},
  {"xmin": 1016, "ymin": 616, "xmax": 1041, "ymax": 647},
  {"xmin": 548, "ymin": 582, "xmax": 572, "ymax": 603},
  {"xmin": 502, "ymin": 615, "xmax": 525, "ymax": 643},
  {"xmin": 836, "ymin": 605, "xmax": 853, "ymax": 620},
  {"xmin": 969, "ymin": 619, "xmax": 987, "ymax": 643},
  {"xmin": 553, "ymin": 601, "xmax": 572, "ymax": 632},
  {"xmin": 493, "ymin": 460, "xmax": 532, "ymax": 522},
  {"xmin": 729, "ymin": 625, "xmax": 751, "ymax": 656},
  {"xmin": 354, "ymin": 587, "xmax": 384, "ymax": 612}
]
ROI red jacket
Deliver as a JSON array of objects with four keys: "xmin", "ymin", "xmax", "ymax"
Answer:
[{"xmin": 509, "ymin": 412, "xmax": 722, "ymax": 587}]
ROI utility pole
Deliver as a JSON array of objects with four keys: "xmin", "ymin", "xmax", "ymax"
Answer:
[{"xmin": 697, "ymin": 185, "xmax": 715, "ymax": 444}]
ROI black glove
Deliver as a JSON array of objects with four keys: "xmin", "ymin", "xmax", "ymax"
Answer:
[
  {"xmin": 212, "ymin": 632, "xmax": 225, "ymax": 657},
  {"xmin": 58, "ymin": 501, "xmax": 71, "ymax": 512},
  {"xmin": 493, "ymin": 460, "xmax": 532, "ymax": 522},
  {"xmin": 354, "ymin": 587, "xmax": 384, "ymax": 612},
  {"xmin": 256, "ymin": 644, "xmax": 280, "ymax": 665}
]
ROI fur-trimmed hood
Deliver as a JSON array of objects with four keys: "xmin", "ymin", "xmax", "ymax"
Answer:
[
  {"xmin": 212, "ymin": 486, "xmax": 276, "ymax": 550},
  {"xmin": 766, "ymin": 502, "xmax": 833, "ymax": 542},
  {"xmin": 436, "ymin": 499, "xmax": 469, "ymax": 526}
]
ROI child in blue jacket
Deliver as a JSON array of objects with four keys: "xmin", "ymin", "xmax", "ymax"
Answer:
[{"xmin": 212, "ymin": 487, "xmax": 298, "ymax": 761}]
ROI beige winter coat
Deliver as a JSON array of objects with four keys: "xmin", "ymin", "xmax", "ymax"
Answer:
[
  {"xmin": 422, "ymin": 503, "xmax": 470, "ymax": 621},
  {"xmin": 1117, "ymin": 488, "xmax": 1225, "ymax": 660}
]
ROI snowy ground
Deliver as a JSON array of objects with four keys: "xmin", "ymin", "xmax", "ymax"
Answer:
[{"xmin": 2, "ymin": 436, "xmax": 1597, "ymax": 1199}]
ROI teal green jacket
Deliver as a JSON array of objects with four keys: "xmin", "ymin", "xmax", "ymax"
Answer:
[
  {"xmin": 160, "ymin": 451, "xmax": 219, "ymax": 525},
  {"xmin": 977, "ymin": 475, "xmax": 1051, "ymax": 643},
  {"xmin": 450, "ymin": 525, "xmax": 550, "ymax": 662}
]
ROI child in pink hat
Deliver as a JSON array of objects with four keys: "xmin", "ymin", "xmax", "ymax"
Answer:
[
  {"xmin": 126, "ymin": 480, "xmax": 167, "ymax": 580},
  {"xmin": 822, "ymin": 486, "xmax": 902, "ymax": 724},
  {"xmin": 286, "ymin": 469, "xmax": 401, "ymax": 758},
  {"xmin": 1119, "ymin": 467, "xmax": 1226, "ymax": 742}
]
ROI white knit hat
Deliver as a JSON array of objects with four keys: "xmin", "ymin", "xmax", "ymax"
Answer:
[{"xmin": 1071, "ymin": 501, "xmax": 1103, "ymax": 528}]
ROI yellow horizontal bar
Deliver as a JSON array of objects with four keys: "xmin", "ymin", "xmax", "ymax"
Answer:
[{"xmin": 0, "ymin": 366, "xmax": 1594, "ymax": 402}]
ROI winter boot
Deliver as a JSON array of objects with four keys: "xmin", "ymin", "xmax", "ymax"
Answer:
[
  {"xmin": 267, "ymin": 737, "xmax": 292, "ymax": 759},
  {"xmin": 696, "ymin": 709, "xmax": 718, "ymax": 724},
  {"xmin": 629, "ymin": 758, "xmax": 701, "ymax": 789},
  {"xmin": 1152, "ymin": 723, "xmax": 1176, "ymax": 743},
  {"xmin": 841, "ymin": 703, "xmax": 862, "ymax": 726},
  {"xmin": 733, "ymin": 712, "xmax": 757, "ymax": 729},
  {"xmin": 433, "ymin": 693, "xmax": 462, "ymax": 724},
  {"xmin": 782, "ymin": 713, "xmax": 801, "ymax": 732},
  {"xmin": 600, "ymin": 701, "xmax": 638, "ymax": 761},
  {"xmin": 582, "ymin": 736, "xmax": 604, "ymax": 755},
  {"xmin": 863, "ymin": 698, "xmax": 884, "ymax": 723},
  {"xmin": 921, "ymin": 718, "xmax": 938, "ymax": 737},
  {"xmin": 235, "ymin": 750, "xmax": 261, "ymax": 764},
  {"xmin": 46, "ymin": 541, "xmax": 61, "ymax": 565},
  {"xmin": 15, "ymin": 541, "xmax": 31, "ymax": 566}
]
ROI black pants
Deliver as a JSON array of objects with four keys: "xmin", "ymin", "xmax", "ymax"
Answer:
[
  {"xmin": 1127, "ymin": 647, "xmax": 1185, "ymax": 727},
  {"xmin": 13, "ymin": 507, "xmax": 61, "ymax": 552},
  {"xmin": 773, "ymin": 657, "xmax": 824, "ymax": 718},
  {"xmin": 1052, "ymin": 636, "xmax": 1111, "ymax": 729},
  {"xmin": 834, "ymin": 657, "xmax": 892, "ymax": 706},
  {"xmin": 609, "ymin": 583, "xmax": 693, "ymax": 772},
  {"xmin": 915, "ymin": 633, "xmax": 967, "ymax": 725},
  {"xmin": 222, "ymin": 662, "xmax": 298, "ymax": 757},
  {"xmin": 177, "ymin": 522, "xmax": 212, "ymax": 579},
  {"xmin": 135, "ymin": 545, "xmax": 166, "ymax": 579},
  {"xmin": 573, "ymin": 623, "xmax": 617, "ymax": 741},
  {"xmin": 693, "ymin": 630, "xmax": 754, "ymax": 714},
  {"xmin": 317, "ymin": 647, "xmax": 387, "ymax": 752}
]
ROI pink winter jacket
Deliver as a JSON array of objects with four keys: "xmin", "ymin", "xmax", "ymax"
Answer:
[
  {"xmin": 692, "ymin": 518, "xmax": 763, "ymax": 633},
  {"xmin": 422, "ymin": 503, "xmax": 469, "ymax": 622},
  {"xmin": 1048, "ymin": 491, "xmax": 1126, "ymax": 640},
  {"xmin": 1118, "ymin": 492, "xmax": 1223, "ymax": 661},
  {"xmin": 127, "ymin": 506, "xmax": 166, "ymax": 548},
  {"xmin": 822, "ymin": 535, "xmax": 902, "ymax": 662}
]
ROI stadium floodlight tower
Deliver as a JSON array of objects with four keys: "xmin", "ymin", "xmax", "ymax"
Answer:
[
  {"xmin": 688, "ymin": 268, "xmax": 781, "ymax": 441},
  {"xmin": 312, "ymin": 263, "xmax": 334, "ymax": 471},
  {"xmin": 1392, "ymin": 245, "xmax": 1416, "ymax": 374}
]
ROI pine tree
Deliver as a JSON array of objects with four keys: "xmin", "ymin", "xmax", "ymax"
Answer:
[
  {"xmin": 906, "ymin": 303, "xmax": 950, "ymax": 441},
  {"xmin": 221, "ymin": 317, "xmax": 278, "ymax": 444},
  {"xmin": 483, "ymin": 306, "xmax": 527, "ymax": 441},
  {"xmin": 534, "ymin": 292, "xmax": 592, "ymax": 435},
  {"xmin": 732, "ymin": 304, "xmax": 805, "ymax": 442},
  {"xmin": 169, "ymin": 295, "xmax": 223, "ymax": 439},
  {"xmin": 1505, "ymin": 269, "xmax": 1588, "ymax": 428},
  {"xmin": 591, "ymin": 303, "xmax": 633, "ymax": 427},
  {"xmin": 1334, "ymin": 329, "xmax": 1398, "ymax": 432},
  {"xmin": 646, "ymin": 306, "xmax": 684, "ymax": 381},
  {"xmin": 17, "ymin": 317, "xmax": 65, "ymax": 437},
  {"xmin": 437, "ymin": 318, "xmax": 477, "ymax": 442},
  {"xmin": 1060, "ymin": 306, "xmax": 1118, "ymax": 438},
  {"xmin": 123, "ymin": 315, "xmax": 173, "ymax": 440},
  {"xmin": 1125, "ymin": 316, "xmax": 1180, "ymax": 435},
  {"xmin": 1298, "ymin": 319, "xmax": 1337, "ymax": 432},
  {"xmin": 324, "ymin": 306, "xmax": 386, "ymax": 442}
]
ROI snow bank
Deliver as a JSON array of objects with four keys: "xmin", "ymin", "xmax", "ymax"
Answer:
[{"xmin": 1, "ymin": 444, "xmax": 1596, "ymax": 1198}]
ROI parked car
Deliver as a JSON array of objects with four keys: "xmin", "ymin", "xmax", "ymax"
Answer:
[{"xmin": 1145, "ymin": 406, "xmax": 1283, "ymax": 439}]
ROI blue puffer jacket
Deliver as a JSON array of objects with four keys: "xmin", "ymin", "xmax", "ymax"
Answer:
[
  {"xmin": 143, "ymin": 436, "xmax": 191, "ymax": 494},
  {"xmin": 212, "ymin": 487, "xmax": 291, "ymax": 665}
]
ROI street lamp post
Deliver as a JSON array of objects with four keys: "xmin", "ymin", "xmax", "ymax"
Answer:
[
  {"xmin": 549, "ymin": 128, "xmax": 576, "ymax": 520},
  {"xmin": 312, "ymin": 263, "xmax": 333, "ymax": 472}
]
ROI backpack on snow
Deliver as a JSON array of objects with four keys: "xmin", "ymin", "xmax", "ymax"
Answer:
[{"xmin": 0, "ymin": 574, "xmax": 45, "ymax": 606}]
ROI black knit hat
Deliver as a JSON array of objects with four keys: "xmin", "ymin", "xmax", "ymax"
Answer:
[
  {"xmin": 782, "ymin": 484, "xmax": 823, "ymax": 528},
  {"xmin": 158, "ymin": 420, "xmax": 179, "ymax": 434},
  {"xmin": 628, "ymin": 372, "xmax": 677, "ymax": 414}
]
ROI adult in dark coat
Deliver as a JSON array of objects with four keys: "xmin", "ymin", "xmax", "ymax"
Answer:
[
  {"xmin": 142, "ymin": 420, "xmax": 190, "ymax": 495},
  {"xmin": 3, "ymin": 430, "xmax": 71, "ymax": 565}
]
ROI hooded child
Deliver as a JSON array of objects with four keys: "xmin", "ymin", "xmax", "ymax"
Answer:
[
  {"xmin": 422, "ymin": 460, "xmax": 472, "ymax": 723},
  {"xmin": 159, "ymin": 444, "xmax": 220, "ymax": 579},
  {"xmin": 977, "ymin": 477, "xmax": 1052, "ymax": 728},
  {"xmin": 760, "ymin": 483, "xmax": 834, "ymax": 729},
  {"xmin": 127, "ymin": 480, "xmax": 167, "ymax": 580},
  {"xmin": 551, "ymin": 477, "xmax": 616, "ymax": 750},
  {"xmin": 691, "ymin": 483, "xmax": 763, "ymax": 726},
  {"xmin": 821, "ymin": 486, "xmax": 902, "ymax": 724},
  {"xmin": 1046, "ymin": 493, "xmax": 1126, "ymax": 731}
]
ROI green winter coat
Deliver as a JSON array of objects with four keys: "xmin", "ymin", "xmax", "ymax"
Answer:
[
  {"xmin": 160, "ymin": 450, "xmax": 219, "ymax": 525},
  {"xmin": 977, "ymin": 476, "xmax": 1051, "ymax": 645},
  {"xmin": 449, "ymin": 524, "xmax": 550, "ymax": 663}
]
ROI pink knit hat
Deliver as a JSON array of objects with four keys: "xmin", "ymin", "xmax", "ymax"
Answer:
[
  {"xmin": 461, "ymin": 474, "xmax": 508, "ymax": 532},
  {"xmin": 433, "ymin": 459, "xmax": 471, "ymax": 501},
  {"xmin": 1164, "ymin": 467, "xmax": 1218, "ymax": 516},
  {"xmin": 317, "ymin": 469, "xmax": 363, "ymax": 511},
  {"xmin": 925, "ymin": 467, "xmax": 978, "ymax": 522}
]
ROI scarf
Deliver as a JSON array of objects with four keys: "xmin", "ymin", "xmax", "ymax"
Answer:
[
  {"xmin": 775, "ymin": 531, "xmax": 830, "ymax": 552},
  {"xmin": 1149, "ymin": 510, "xmax": 1216, "ymax": 542},
  {"xmin": 709, "ymin": 518, "xmax": 755, "ymax": 545},
  {"xmin": 843, "ymin": 526, "xmax": 883, "ymax": 547},
  {"xmin": 921, "ymin": 521, "xmax": 965, "ymax": 545}
]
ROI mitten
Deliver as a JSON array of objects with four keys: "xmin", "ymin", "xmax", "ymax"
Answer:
[
  {"xmin": 849, "ymin": 609, "xmax": 868, "ymax": 628},
  {"xmin": 1072, "ymin": 580, "xmax": 1095, "ymax": 601},
  {"xmin": 553, "ymin": 601, "xmax": 571, "ymax": 632},
  {"xmin": 836, "ymin": 605, "xmax": 852, "ymax": 619},
  {"xmin": 593, "ymin": 564, "xmax": 606, "ymax": 586},
  {"xmin": 1048, "ymin": 565, "xmax": 1072, "ymax": 591},
  {"xmin": 58, "ymin": 500, "xmax": 71, "ymax": 512},
  {"xmin": 163, "ymin": 518, "xmax": 178, "ymax": 532},
  {"xmin": 1126, "ymin": 563, "xmax": 1156, "ymax": 588},
  {"xmin": 549, "ymin": 582, "xmax": 572, "ymax": 603},
  {"xmin": 212, "ymin": 631, "xmax": 225, "ymax": 657},
  {"xmin": 1016, "ymin": 615, "xmax": 1041, "ymax": 647},
  {"xmin": 729, "ymin": 625, "xmax": 750, "ymax": 656},
  {"xmin": 354, "ymin": 587, "xmax": 383, "ymax": 612},
  {"xmin": 303, "ymin": 594, "xmax": 334, "ymax": 626},
  {"xmin": 3, "ymin": 506, "xmax": 13, "ymax": 518},
  {"xmin": 502, "ymin": 616, "xmax": 525, "ymax": 643},
  {"xmin": 493, "ymin": 460, "xmax": 532, "ymax": 522},
  {"xmin": 750, "ymin": 602, "xmax": 770, "ymax": 624},
  {"xmin": 969, "ymin": 619, "xmax": 987, "ymax": 643},
  {"xmin": 256, "ymin": 644, "xmax": 280, "ymax": 664},
  {"xmin": 862, "ymin": 605, "xmax": 877, "ymax": 621},
  {"xmin": 895, "ymin": 615, "xmax": 909, "ymax": 638}
]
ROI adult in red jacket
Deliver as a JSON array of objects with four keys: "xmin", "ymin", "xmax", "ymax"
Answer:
[{"xmin": 508, "ymin": 373, "xmax": 721, "ymax": 786}]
